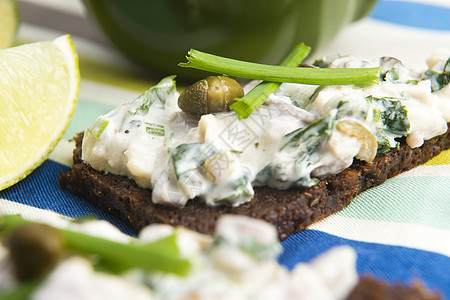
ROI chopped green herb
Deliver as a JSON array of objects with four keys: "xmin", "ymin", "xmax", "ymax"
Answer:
[
  {"xmin": 88, "ymin": 118, "xmax": 109, "ymax": 138},
  {"xmin": 384, "ymin": 67, "xmax": 400, "ymax": 82},
  {"xmin": 216, "ymin": 168, "xmax": 253, "ymax": 204},
  {"xmin": 375, "ymin": 130, "xmax": 394, "ymax": 155},
  {"xmin": 312, "ymin": 55, "xmax": 344, "ymax": 68},
  {"xmin": 255, "ymin": 115, "xmax": 334, "ymax": 189},
  {"xmin": 305, "ymin": 86, "xmax": 323, "ymax": 106},
  {"xmin": 381, "ymin": 101, "xmax": 409, "ymax": 136},
  {"xmin": 283, "ymin": 115, "xmax": 335, "ymax": 149},
  {"xmin": 367, "ymin": 96, "xmax": 410, "ymax": 136},
  {"xmin": 335, "ymin": 100, "xmax": 368, "ymax": 121},
  {"xmin": 145, "ymin": 122, "xmax": 165, "ymax": 136},
  {"xmin": 422, "ymin": 58, "xmax": 450, "ymax": 92},
  {"xmin": 336, "ymin": 101, "xmax": 351, "ymax": 119},
  {"xmin": 254, "ymin": 164, "xmax": 272, "ymax": 184},
  {"xmin": 373, "ymin": 107, "xmax": 381, "ymax": 123},
  {"xmin": 170, "ymin": 143, "xmax": 217, "ymax": 179},
  {"xmin": 133, "ymin": 75, "xmax": 176, "ymax": 114},
  {"xmin": 296, "ymin": 175, "xmax": 320, "ymax": 187},
  {"xmin": 284, "ymin": 115, "xmax": 335, "ymax": 186},
  {"xmin": 213, "ymin": 235, "xmax": 281, "ymax": 262}
]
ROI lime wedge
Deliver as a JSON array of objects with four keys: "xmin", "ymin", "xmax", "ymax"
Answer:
[
  {"xmin": 0, "ymin": 35, "xmax": 80, "ymax": 191},
  {"xmin": 0, "ymin": 0, "xmax": 19, "ymax": 49}
]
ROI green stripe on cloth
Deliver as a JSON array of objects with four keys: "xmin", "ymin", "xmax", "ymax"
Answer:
[
  {"xmin": 337, "ymin": 176, "xmax": 450, "ymax": 230},
  {"xmin": 63, "ymin": 99, "xmax": 115, "ymax": 139}
]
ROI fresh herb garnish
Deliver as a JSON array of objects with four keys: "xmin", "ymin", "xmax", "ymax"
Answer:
[
  {"xmin": 171, "ymin": 143, "xmax": 217, "ymax": 179},
  {"xmin": 212, "ymin": 235, "xmax": 281, "ymax": 262},
  {"xmin": 0, "ymin": 215, "xmax": 191, "ymax": 277},
  {"xmin": 422, "ymin": 57, "xmax": 450, "ymax": 92},
  {"xmin": 375, "ymin": 129, "xmax": 394, "ymax": 155},
  {"xmin": 367, "ymin": 96, "xmax": 410, "ymax": 136},
  {"xmin": 88, "ymin": 117, "xmax": 109, "ymax": 138},
  {"xmin": 313, "ymin": 55, "xmax": 344, "ymax": 68},
  {"xmin": 179, "ymin": 45, "xmax": 380, "ymax": 119},
  {"xmin": 283, "ymin": 114, "xmax": 335, "ymax": 150},
  {"xmin": 145, "ymin": 122, "xmax": 165, "ymax": 136},
  {"xmin": 133, "ymin": 75, "xmax": 176, "ymax": 114},
  {"xmin": 255, "ymin": 115, "xmax": 334, "ymax": 189},
  {"xmin": 230, "ymin": 43, "xmax": 311, "ymax": 119},
  {"xmin": 215, "ymin": 168, "xmax": 253, "ymax": 205},
  {"xmin": 179, "ymin": 48, "xmax": 381, "ymax": 86}
]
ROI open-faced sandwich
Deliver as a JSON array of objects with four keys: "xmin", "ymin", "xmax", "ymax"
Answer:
[
  {"xmin": 60, "ymin": 45, "xmax": 450, "ymax": 239},
  {"xmin": 0, "ymin": 214, "xmax": 442, "ymax": 299}
]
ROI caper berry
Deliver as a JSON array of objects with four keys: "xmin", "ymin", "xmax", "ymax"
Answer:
[
  {"xmin": 6, "ymin": 223, "xmax": 64, "ymax": 281},
  {"xmin": 178, "ymin": 75, "xmax": 244, "ymax": 117}
]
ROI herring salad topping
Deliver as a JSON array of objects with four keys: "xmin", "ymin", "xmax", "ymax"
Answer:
[{"xmin": 82, "ymin": 51, "xmax": 450, "ymax": 207}]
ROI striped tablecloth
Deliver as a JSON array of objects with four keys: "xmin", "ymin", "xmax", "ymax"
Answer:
[{"xmin": 2, "ymin": 0, "xmax": 450, "ymax": 297}]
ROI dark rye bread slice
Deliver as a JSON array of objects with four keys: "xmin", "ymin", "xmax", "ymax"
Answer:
[
  {"xmin": 60, "ymin": 127, "xmax": 450, "ymax": 239},
  {"xmin": 346, "ymin": 276, "xmax": 441, "ymax": 300}
]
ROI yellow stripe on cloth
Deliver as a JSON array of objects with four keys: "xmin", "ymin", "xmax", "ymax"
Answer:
[
  {"xmin": 424, "ymin": 149, "xmax": 450, "ymax": 166},
  {"xmin": 79, "ymin": 56, "xmax": 153, "ymax": 93}
]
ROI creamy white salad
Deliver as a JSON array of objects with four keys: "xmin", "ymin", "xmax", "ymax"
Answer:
[
  {"xmin": 0, "ymin": 215, "xmax": 358, "ymax": 300},
  {"xmin": 82, "ymin": 51, "xmax": 450, "ymax": 207}
]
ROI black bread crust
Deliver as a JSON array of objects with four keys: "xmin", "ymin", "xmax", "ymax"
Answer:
[
  {"xmin": 60, "ymin": 128, "xmax": 450, "ymax": 239},
  {"xmin": 346, "ymin": 276, "xmax": 441, "ymax": 300}
]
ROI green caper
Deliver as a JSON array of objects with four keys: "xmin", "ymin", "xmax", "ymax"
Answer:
[
  {"xmin": 6, "ymin": 223, "xmax": 64, "ymax": 281},
  {"xmin": 178, "ymin": 75, "xmax": 244, "ymax": 117}
]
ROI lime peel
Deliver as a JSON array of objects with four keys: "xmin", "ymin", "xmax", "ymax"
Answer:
[{"xmin": 0, "ymin": 35, "xmax": 80, "ymax": 191}]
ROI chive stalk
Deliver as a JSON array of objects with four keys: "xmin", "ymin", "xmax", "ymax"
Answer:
[
  {"xmin": 179, "ymin": 48, "xmax": 380, "ymax": 86},
  {"xmin": 230, "ymin": 43, "xmax": 311, "ymax": 119},
  {"xmin": 0, "ymin": 215, "xmax": 191, "ymax": 276},
  {"xmin": 62, "ymin": 230, "xmax": 190, "ymax": 276}
]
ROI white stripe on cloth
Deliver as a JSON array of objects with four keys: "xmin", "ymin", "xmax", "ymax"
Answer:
[
  {"xmin": 0, "ymin": 199, "xmax": 132, "ymax": 242},
  {"xmin": 390, "ymin": 0, "xmax": 450, "ymax": 9},
  {"xmin": 396, "ymin": 164, "xmax": 450, "ymax": 177},
  {"xmin": 49, "ymin": 140, "xmax": 76, "ymax": 167},
  {"xmin": 314, "ymin": 18, "xmax": 450, "ymax": 70},
  {"xmin": 310, "ymin": 214, "xmax": 450, "ymax": 257},
  {"xmin": 0, "ymin": 199, "xmax": 72, "ymax": 221}
]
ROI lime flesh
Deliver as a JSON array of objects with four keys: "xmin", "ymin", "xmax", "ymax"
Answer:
[{"xmin": 0, "ymin": 35, "xmax": 80, "ymax": 190}]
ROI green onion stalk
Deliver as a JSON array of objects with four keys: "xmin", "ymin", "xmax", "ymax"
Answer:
[
  {"xmin": 0, "ymin": 215, "xmax": 191, "ymax": 299},
  {"xmin": 179, "ymin": 44, "xmax": 380, "ymax": 118},
  {"xmin": 0, "ymin": 215, "xmax": 191, "ymax": 276}
]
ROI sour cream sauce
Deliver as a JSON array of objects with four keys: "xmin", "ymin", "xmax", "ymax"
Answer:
[{"xmin": 82, "ymin": 53, "xmax": 450, "ymax": 207}]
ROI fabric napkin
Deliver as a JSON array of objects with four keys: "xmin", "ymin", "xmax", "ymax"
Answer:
[{"xmin": 1, "ymin": 0, "xmax": 449, "ymax": 298}]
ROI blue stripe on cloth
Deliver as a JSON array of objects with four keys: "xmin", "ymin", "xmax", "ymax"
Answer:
[
  {"xmin": 370, "ymin": 0, "xmax": 450, "ymax": 31},
  {"xmin": 0, "ymin": 159, "xmax": 135, "ymax": 236},
  {"xmin": 3, "ymin": 160, "xmax": 449, "ymax": 297},
  {"xmin": 279, "ymin": 230, "xmax": 450, "ymax": 298}
]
